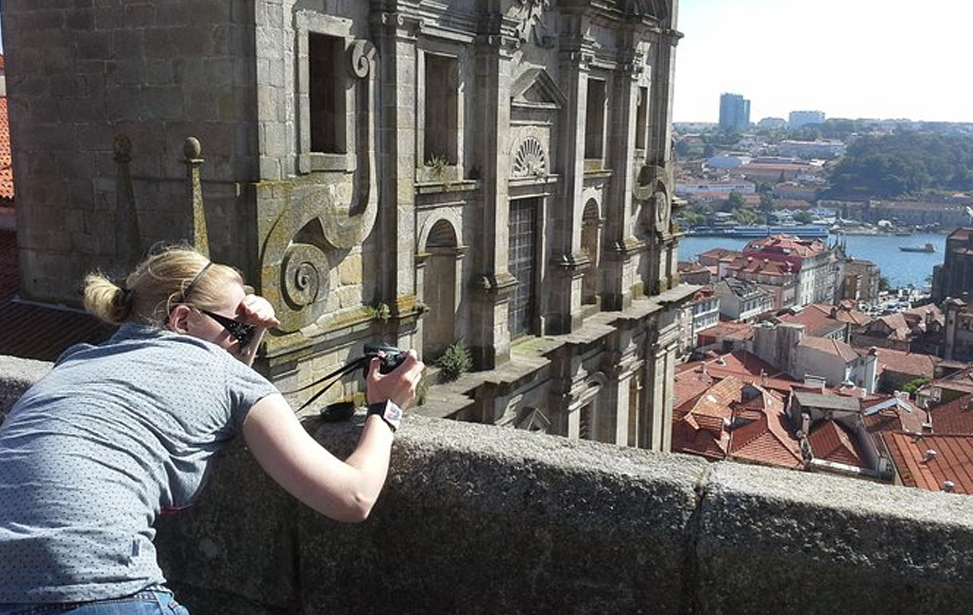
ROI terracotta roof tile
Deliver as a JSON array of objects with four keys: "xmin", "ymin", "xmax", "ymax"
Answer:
[
  {"xmin": 808, "ymin": 420, "xmax": 867, "ymax": 467},
  {"xmin": 778, "ymin": 304, "xmax": 847, "ymax": 338},
  {"xmin": 798, "ymin": 336, "xmax": 860, "ymax": 363},
  {"xmin": 697, "ymin": 320, "xmax": 754, "ymax": 342},
  {"xmin": 730, "ymin": 412, "xmax": 804, "ymax": 469},
  {"xmin": 0, "ymin": 98, "xmax": 12, "ymax": 200},
  {"xmin": 744, "ymin": 235, "xmax": 827, "ymax": 260},
  {"xmin": 0, "ymin": 231, "xmax": 116, "ymax": 361},
  {"xmin": 930, "ymin": 393, "xmax": 973, "ymax": 435},
  {"xmin": 885, "ymin": 432, "xmax": 973, "ymax": 494},
  {"xmin": 874, "ymin": 348, "xmax": 939, "ymax": 381}
]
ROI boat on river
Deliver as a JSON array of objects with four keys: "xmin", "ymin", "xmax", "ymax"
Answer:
[{"xmin": 899, "ymin": 243, "xmax": 935, "ymax": 253}]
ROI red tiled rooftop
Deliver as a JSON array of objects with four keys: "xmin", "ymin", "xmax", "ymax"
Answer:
[
  {"xmin": 677, "ymin": 261, "xmax": 708, "ymax": 274},
  {"xmin": 677, "ymin": 351, "xmax": 798, "ymax": 396},
  {"xmin": 930, "ymin": 393, "xmax": 973, "ymax": 435},
  {"xmin": 778, "ymin": 305, "xmax": 848, "ymax": 338},
  {"xmin": 0, "ymin": 231, "xmax": 116, "ymax": 361},
  {"xmin": 744, "ymin": 235, "xmax": 827, "ymax": 259},
  {"xmin": 697, "ymin": 320, "xmax": 754, "ymax": 342},
  {"xmin": 874, "ymin": 348, "xmax": 938, "ymax": 381},
  {"xmin": 924, "ymin": 367, "xmax": 973, "ymax": 397},
  {"xmin": 884, "ymin": 432, "xmax": 973, "ymax": 494},
  {"xmin": 808, "ymin": 420, "xmax": 867, "ymax": 468},
  {"xmin": 862, "ymin": 394, "xmax": 928, "ymax": 438},
  {"xmin": 730, "ymin": 411, "xmax": 803, "ymax": 469},
  {"xmin": 798, "ymin": 336, "xmax": 861, "ymax": 363},
  {"xmin": 0, "ymin": 98, "xmax": 12, "ymax": 200}
]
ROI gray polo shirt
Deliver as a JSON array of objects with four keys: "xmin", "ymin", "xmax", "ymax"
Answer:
[{"xmin": 0, "ymin": 324, "xmax": 280, "ymax": 602}]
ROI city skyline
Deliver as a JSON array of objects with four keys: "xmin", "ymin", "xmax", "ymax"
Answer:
[{"xmin": 674, "ymin": 0, "xmax": 973, "ymax": 124}]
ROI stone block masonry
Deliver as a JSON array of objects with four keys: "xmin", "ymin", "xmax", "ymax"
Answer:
[{"xmin": 2, "ymin": 0, "xmax": 260, "ymax": 302}]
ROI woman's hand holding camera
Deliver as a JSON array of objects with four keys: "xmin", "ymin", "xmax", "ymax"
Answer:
[{"xmin": 366, "ymin": 350, "xmax": 424, "ymax": 409}]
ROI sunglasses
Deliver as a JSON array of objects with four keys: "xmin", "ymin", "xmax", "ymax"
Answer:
[{"xmin": 198, "ymin": 309, "xmax": 257, "ymax": 350}]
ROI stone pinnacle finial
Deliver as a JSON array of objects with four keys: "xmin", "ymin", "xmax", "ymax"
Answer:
[
  {"xmin": 184, "ymin": 136, "xmax": 209, "ymax": 258},
  {"xmin": 114, "ymin": 134, "xmax": 141, "ymax": 269}
]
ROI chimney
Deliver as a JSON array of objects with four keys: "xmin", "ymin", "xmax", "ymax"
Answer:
[
  {"xmin": 923, "ymin": 449, "xmax": 937, "ymax": 463},
  {"xmin": 761, "ymin": 369, "xmax": 769, "ymax": 386},
  {"xmin": 942, "ymin": 480, "xmax": 955, "ymax": 493}
]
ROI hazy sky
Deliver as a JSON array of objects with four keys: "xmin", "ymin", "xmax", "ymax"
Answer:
[{"xmin": 673, "ymin": 0, "xmax": 973, "ymax": 123}]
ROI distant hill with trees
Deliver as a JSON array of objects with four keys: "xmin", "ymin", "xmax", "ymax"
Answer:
[{"xmin": 827, "ymin": 132, "xmax": 973, "ymax": 198}]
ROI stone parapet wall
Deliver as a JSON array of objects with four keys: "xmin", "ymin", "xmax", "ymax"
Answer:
[{"xmin": 3, "ymin": 355, "xmax": 973, "ymax": 614}]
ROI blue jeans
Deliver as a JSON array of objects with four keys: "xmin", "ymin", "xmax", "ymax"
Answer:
[{"xmin": 0, "ymin": 590, "xmax": 189, "ymax": 615}]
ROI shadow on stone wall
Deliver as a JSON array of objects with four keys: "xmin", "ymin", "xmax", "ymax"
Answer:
[{"xmin": 3, "ymin": 355, "xmax": 973, "ymax": 614}]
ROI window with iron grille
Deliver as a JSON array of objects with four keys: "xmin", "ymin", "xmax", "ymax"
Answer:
[{"xmin": 508, "ymin": 199, "xmax": 537, "ymax": 339}]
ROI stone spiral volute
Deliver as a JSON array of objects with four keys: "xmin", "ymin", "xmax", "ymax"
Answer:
[{"xmin": 281, "ymin": 243, "xmax": 329, "ymax": 314}]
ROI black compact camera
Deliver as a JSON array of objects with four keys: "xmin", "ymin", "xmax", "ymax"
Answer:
[{"xmin": 363, "ymin": 342, "xmax": 407, "ymax": 375}]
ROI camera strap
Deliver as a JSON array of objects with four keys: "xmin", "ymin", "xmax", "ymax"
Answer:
[{"xmin": 279, "ymin": 356, "xmax": 370, "ymax": 413}]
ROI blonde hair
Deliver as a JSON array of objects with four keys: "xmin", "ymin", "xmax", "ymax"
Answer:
[{"xmin": 83, "ymin": 245, "xmax": 244, "ymax": 326}]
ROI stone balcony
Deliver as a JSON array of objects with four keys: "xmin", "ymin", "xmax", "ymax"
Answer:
[{"xmin": 2, "ymin": 355, "xmax": 973, "ymax": 614}]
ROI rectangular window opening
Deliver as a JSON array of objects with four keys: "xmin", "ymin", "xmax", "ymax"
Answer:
[
  {"xmin": 424, "ymin": 53, "xmax": 459, "ymax": 165},
  {"xmin": 584, "ymin": 79, "xmax": 606, "ymax": 160},
  {"xmin": 508, "ymin": 199, "xmax": 538, "ymax": 339},
  {"xmin": 309, "ymin": 33, "xmax": 346, "ymax": 154},
  {"xmin": 580, "ymin": 404, "xmax": 593, "ymax": 441},
  {"xmin": 635, "ymin": 86, "xmax": 648, "ymax": 150}
]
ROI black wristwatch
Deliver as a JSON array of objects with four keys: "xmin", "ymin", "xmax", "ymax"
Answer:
[{"xmin": 367, "ymin": 400, "xmax": 402, "ymax": 432}]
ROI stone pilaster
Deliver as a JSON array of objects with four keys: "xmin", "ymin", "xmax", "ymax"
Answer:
[
  {"xmin": 642, "ymin": 312, "xmax": 679, "ymax": 452},
  {"xmin": 469, "ymin": 29, "xmax": 518, "ymax": 369},
  {"xmin": 373, "ymin": 10, "xmax": 420, "ymax": 332},
  {"xmin": 548, "ymin": 38, "xmax": 593, "ymax": 334},
  {"xmin": 602, "ymin": 36, "xmax": 644, "ymax": 311}
]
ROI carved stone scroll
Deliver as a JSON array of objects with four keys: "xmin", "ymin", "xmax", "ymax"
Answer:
[{"xmin": 316, "ymin": 40, "xmax": 379, "ymax": 250}]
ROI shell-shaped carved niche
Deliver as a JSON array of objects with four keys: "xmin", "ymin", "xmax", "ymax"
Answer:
[{"xmin": 512, "ymin": 137, "xmax": 547, "ymax": 178}]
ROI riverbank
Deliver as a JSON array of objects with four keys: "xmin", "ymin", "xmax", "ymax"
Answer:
[{"xmin": 679, "ymin": 233, "xmax": 945, "ymax": 289}]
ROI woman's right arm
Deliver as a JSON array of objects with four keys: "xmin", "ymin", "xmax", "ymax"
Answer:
[{"xmin": 241, "ymin": 352, "xmax": 423, "ymax": 522}]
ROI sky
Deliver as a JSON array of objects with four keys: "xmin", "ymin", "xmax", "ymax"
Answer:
[
  {"xmin": 1, "ymin": 3, "xmax": 970, "ymax": 123},
  {"xmin": 673, "ymin": 0, "xmax": 973, "ymax": 124}
]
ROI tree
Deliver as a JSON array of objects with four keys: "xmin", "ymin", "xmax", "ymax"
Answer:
[
  {"xmin": 902, "ymin": 378, "xmax": 929, "ymax": 397},
  {"xmin": 793, "ymin": 211, "xmax": 814, "ymax": 224},
  {"xmin": 733, "ymin": 208, "xmax": 759, "ymax": 225},
  {"xmin": 758, "ymin": 192, "xmax": 775, "ymax": 214},
  {"xmin": 878, "ymin": 275, "xmax": 892, "ymax": 292},
  {"xmin": 674, "ymin": 140, "xmax": 693, "ymax": 158},
  {"xmin": 725, "ymin": 191, "xmax": 746, "ymax": 210}
]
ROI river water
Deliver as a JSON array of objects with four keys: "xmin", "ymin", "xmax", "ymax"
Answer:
[{"xmin": 678, "ymin": 233, "xmax": 947, "ymax": 290}]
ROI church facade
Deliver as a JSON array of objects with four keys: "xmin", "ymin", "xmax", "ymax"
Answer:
[{"xmin": 4, "ymin": 0, "xmax": 690, "ymax": 449}]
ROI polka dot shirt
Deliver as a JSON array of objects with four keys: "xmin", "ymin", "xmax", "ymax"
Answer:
[{"xmin": 0, "ymin": 324, "xmax": 279, "ymax": 602}]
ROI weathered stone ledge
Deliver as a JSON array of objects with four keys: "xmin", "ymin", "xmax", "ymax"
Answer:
[{"xmin": 3, "ymin": 355, "xmax": 973, "ymax": 614}]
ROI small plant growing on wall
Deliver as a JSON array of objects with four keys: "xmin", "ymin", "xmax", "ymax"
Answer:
[
  {"xmin": 434, "ymin": 341, "xmax": 472, "ymax": 383},
  {"xmin": 425, "ymin": 154, "xmax": 449, "ymax": 177},
  {"xmin": 365, "ymin": 302, "xmax": 391, "ymax": 322}
]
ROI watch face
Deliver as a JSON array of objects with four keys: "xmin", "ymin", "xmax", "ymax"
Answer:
[{"xmin": 385, "ymin": 405, "xmax": 403, "ymax": 423}]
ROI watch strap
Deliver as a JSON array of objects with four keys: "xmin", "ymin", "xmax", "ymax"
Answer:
[{"xmin": 367, "ymin": 400, "xmax": 402, "ymax": 432}]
